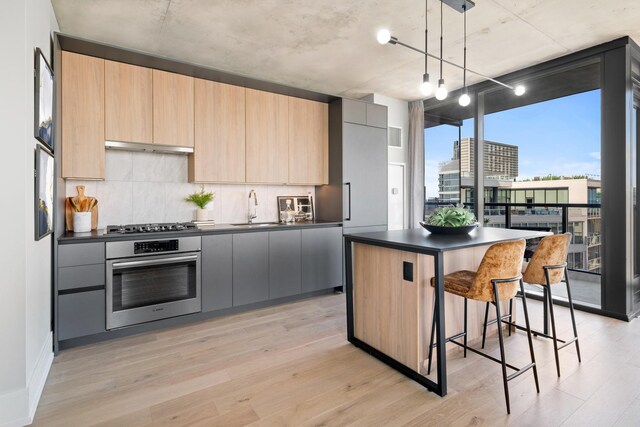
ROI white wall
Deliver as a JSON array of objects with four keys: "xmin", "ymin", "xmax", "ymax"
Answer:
[
  {"xmin": 66, "ymin": 151, "xmax": 315, "ymax": 227},
  {"xmin": 0, "ymin": 1, "xmax": 58, "ymax": 425},
  {"xmin": 360, "ymin": 93, "xmax": 410, "ymax": 228}
]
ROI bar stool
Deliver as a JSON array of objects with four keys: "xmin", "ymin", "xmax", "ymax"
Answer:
[
  {"xmin": 482, "ymin": 233, "xmax": 581, "ymax": 377},
  {"xmin": 427, "ymin": 239, "xmax": 539, "ymax": 414}
]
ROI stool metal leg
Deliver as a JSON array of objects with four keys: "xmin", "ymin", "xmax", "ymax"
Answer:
[
  {"xmin": 545, "ymin": 269, "xmax": 561, "ymax": 377},
  {"xmin": 428, "ymin": 291, "xmax": 469, "ymax": 375},
  {"xmin": 564, "ymin": 268, "xmax": 582, "ymax": 363},
  {"xmin": 492, "ymin": 281, "xmax": 511, "ymax": 414},
  {"xmin": 508, "ymin": 298, "xmax": 513, "ymax": 337},
  {"xmin": 481, "ymin": 302, "xmax": 489, "ymax": 349},
  {"xmin": 463, "ymin": 298, "xmax": 468, "ymax": 358},
  {"xmin": 519, "ymin": 279, "xmax": 540, "ymax": 393},
  {"xmin": 543, "ymin": 286, "xmax": 550, "ymax": 335}
]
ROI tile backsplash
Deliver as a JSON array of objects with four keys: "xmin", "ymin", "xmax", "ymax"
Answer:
[{"xmin": 65, "ymin": 150, "xmax": 315, "ymax": 229}]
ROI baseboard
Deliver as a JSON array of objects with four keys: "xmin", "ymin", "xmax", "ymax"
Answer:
[
  {"xmin": 0, "ymin": 332, "xmax": 53, "ymax": 427},
  {"xmin": 26, "ymin": 331, "xmax": 53, "ymax": 424}
]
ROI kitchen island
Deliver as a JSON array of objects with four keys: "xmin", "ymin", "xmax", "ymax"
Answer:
[{"xmin": 344, "ymin": 227, "xmax": 550, "ymax": 397}]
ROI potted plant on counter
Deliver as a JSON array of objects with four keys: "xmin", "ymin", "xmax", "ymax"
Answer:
[
  {"xmin": 186, "ymin": 186, "xmax": 215, "ymax": 222},
  {"xmin": 420, "ymin": 205, "xmax": 478, "ymax": 235}
]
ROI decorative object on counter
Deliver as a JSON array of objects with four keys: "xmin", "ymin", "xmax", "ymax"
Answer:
[
  {"xmin": 192, "ymin": 220, "xmax": 216, "ymax": 230},
  {"xmin": 277, "ymin": 195, "xmax": 314, "ymax": 222},
  {"xmin": 65, "ymin": 185, "xmax": 98, "ymax": 232},
  {"xmin": 280, "ymin": 199, "xmax": 293, "ymax": 223},
  {"xmin": 73, "ymin": 212, "xmax": 92, "ymax": 233},
  {"xmin": 34, "ymin": 47, "xmax": 54, "ymax": 151},
  {"xmin": 106, "ymin": 222, "xmax": 197, "ymax": 234},
  {"xmin": 308, "ymin": 191, "xmax": 315, "ymax": 221},
  {"xmin": 35, "ymin": 145, "xmax": 54, "ymax": 240},
  {"xmin": 185, "ymin": 185, "xmax": 215, "ymax": 221},
  {"xmin": 420, "ymin": 205, "xmax": 478, "ymax": 235}
]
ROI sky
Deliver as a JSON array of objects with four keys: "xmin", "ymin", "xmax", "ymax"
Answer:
[{"xmin": 424, "ymin": 89, "xmax": 601, "ymax": 198}]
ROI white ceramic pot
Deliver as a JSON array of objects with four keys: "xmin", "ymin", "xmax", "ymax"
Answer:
[
  {"xmin": 196, "ymin": 208, "xmax": 209, "ymax": 221},
  {"xmin": 73, "ymin": 212, "xmax": 92, "ymax": 232}
]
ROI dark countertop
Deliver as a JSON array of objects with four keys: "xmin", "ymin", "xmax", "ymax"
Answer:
[
  {"xmin": 345, "ymin": 227, "xmax": 551, "ymax": 254},
  {"xmin": 59, "ymin": 221, "xmax": 343, "ymax": 244}
]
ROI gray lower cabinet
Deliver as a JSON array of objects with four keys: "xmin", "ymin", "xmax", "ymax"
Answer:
[
  {"xmin": 301, "ymin": 227, "xmax": 343, "ymax": 292},
  {"xmin": 233, "ymin": 232, "xmax": 269, "ymax": 306},
  {"xmin": 58, "ymin": 242, "xmax": 105, "ymax": 267},
  {"xmin": 202, "ymin": 234, "xmax": 233, "ymax": 312},
  {"xmin": 58, "ymin": 290, "xmax": 105, "ymax": 340},
  {"xmin": 58, "ymin": 263, "xmax": 105, "ymax": 290},
  {"xmin": 269, "ymin": 230, "xmax": 302, "ymax": 299},
  {"xmin": 58, "ymin": 242, "xmax": 107, "ymax": 341}
]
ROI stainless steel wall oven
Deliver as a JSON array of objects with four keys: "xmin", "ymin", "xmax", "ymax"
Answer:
[{"xmin": 106, "ymin": 236, "xmax": 201, "ymax": 329}]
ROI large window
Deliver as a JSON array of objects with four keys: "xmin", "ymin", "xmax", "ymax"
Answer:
[
  {"xmin": 423, "ymin": 117, "xmax": 474, "ymax": 217},
  {"xmin": 423, "ymin": 59, "xmax": 603, "ymax": 309},
  {"xmin": 482, "ymin": 87, "xmax": 601, "ymax": 308}
]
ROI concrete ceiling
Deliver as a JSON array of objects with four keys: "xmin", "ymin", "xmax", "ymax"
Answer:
[{"xmin": 51, "ymin": 0, "xmax": 640, "ymax": 101}]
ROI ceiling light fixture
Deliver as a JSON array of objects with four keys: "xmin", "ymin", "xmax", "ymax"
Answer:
[
  {"xmin": 434, "ymin": 0, "xmax": 448, "ymax": 100},
  {"xmin": 419, "ymin": 0, "xmax": 433, "ymax": 96},
  {"xmin": 376, "ymin": 0, "xmax": 528, "ymax": 103},
  {"xmin": 458, "ymin": 2, "xmax": 470, "ymax": 107},
  {"xmin": 376, "ymin": 29, "xmax": 392, "ymax": 45}
]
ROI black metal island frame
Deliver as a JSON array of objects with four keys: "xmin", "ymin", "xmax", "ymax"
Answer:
[{"xmin": 344, "ymin": 227, "xmax": 550, "ymax": 397}]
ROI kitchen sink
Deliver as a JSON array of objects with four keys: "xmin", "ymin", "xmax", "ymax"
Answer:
[{"xmin": 231, "ymin": 222, "xmax": 281, "ymax": 227}]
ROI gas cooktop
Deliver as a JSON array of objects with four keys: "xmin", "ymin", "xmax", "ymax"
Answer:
[{"xmin": 106, "ymin": 222, "xmax": 198, "ymax": 235}]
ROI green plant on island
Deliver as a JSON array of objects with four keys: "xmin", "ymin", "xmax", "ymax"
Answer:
[
  {"xmin": 426, "ymin": 206, "xmax": 476, "ymax": 227},
  {"xmin": 185, "ymin": 186, "xmax": 215, "ymax": 209}
]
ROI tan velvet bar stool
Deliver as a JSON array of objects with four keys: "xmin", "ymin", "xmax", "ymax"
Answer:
[
  {"xmin": 482, "ymin": 233, "xmax": 581, "ymax": 377},
  {"xmin": 426, "ymin": 239, "xmax": 539, "ymax": 414}
]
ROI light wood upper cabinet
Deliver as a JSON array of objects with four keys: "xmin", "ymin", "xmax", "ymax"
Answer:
[
  {"xmin": 288, "ymin": 97, "xmax": 328, "ymax": 185},
  {"xmin": 152, "ymin": 69, "xmax": 194, "ymax": 147},
  {"xmin": 190, "ymin": 79, "xmax": 246, "ymax": 183},
  {"xmin": 245, "ymin": 89, "xmax": 289, "ymax": 184},
  {"xmin": 60, "ymin": 52, "xmax": 329, "ymax": 184},
  {"xmin": 105, "ymin": 60, "xmax": 152, "ymax": 144},
  {"xmin": 61, "ymin": 51, "xmax": 105, "ymax": 180}
]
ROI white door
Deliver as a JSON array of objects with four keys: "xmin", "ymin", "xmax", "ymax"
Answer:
[{"xmin": 388, "ymin": 163, "xmax": 405, "ymax": 230}]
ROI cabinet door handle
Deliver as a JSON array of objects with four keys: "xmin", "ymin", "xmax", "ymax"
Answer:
[{"xmin": 345, "ymin": 182, "xmax": 352, "ymax": 221}]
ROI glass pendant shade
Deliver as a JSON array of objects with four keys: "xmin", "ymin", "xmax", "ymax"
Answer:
[
  {"xmin": 377, "ymin": 29, "xmax": 392, "ymax": 45},
  {"xmin": 458, "ymin": 93, "xmax": 471, "ymax": 106},
  {"xmin": 435, "ymin": 81, "xmax": 448, "ymax": 100},
  {"xmin": 420, "ymin": 74, "xmax": 433, "ymax": 96}
]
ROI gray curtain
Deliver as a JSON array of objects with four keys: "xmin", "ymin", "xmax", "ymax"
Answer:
[{"xmin": 408, "ymin": 100, "xmax": 425, "ymax": 228}]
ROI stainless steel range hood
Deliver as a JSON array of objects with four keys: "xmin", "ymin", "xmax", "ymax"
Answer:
[{"xmin": 105, "ymin": 140, "xmax": 194, "ymax": 154}]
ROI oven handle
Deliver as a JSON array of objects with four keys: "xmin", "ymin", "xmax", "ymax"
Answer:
[{"xmin": 111, "ymin": 254, "xmax": 199, "ymax": 269}]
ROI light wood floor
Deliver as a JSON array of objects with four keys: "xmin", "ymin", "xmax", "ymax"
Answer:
[{"xmin": 33, "ymin": 293, "xmax": 640, "ymax": 426}]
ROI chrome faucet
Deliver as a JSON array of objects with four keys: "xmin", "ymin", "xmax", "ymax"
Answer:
[{"xmin": 248, "ymin": 189, "xmax": 258, "ymax": 223}]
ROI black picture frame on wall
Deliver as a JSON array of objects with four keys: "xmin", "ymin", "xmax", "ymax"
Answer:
[
  {"xmin": 35, "ymin": 145, "xmax": 54, "ymax": 240},
  {"xmin": 34, "ymin": 47, "xmax": 54, "ymax": 152}
]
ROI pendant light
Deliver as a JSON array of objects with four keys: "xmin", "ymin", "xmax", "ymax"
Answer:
[
  {"xmin": 434, "ymin": 0, "xmax": 448, "ymax": 100},
  {"xmin": 377, "ymin": 29, "xmax": 392, "ymax": 45},
  {"xmin": 419, "ymin": 0, "xmax": 433, "ymax": 96},
  {"xmin": 376, "ymin": 1, "xmax": 529, "ymax": 102},
  {"xmin": 458, "ymin": 2, "xmax": 471, "ymax": 106}
]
